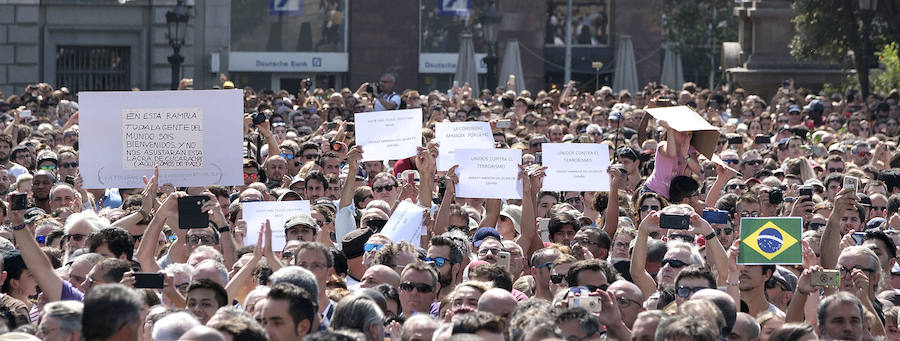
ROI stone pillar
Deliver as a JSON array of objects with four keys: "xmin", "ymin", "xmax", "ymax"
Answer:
[{"xmin": 0, "ymin": 0, "xmax": 41, "ymax": 96}]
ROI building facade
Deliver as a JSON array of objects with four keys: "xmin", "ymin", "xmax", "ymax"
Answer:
[{"xmin": 0, "ymin": 0, "xmax": 661, "ymax": 96}]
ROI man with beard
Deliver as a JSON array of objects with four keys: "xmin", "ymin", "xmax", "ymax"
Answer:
[
  {"xmin": 32, "ymin": 170, "xmax": 56, "ymax": 212},
  {"xmin": 426, "ymin": 235, "xmax": 463, "ymax": 300},
  {"xmin": 0, "ymin": 134, "xmax": 28, "ymax": 179}
]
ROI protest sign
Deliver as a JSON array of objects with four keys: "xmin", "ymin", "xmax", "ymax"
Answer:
[
  {"xmin": 381, "ymin": 201, "xmax": 426, "ymax": 247},
  {"xmin": 79, "ymin": 90, "xmax": 244, "ymax": 189},
  {"xmin": 541, "ymin": 143, "xmax": 610, "ymax": 192},
  {"xmin": 645, "ymin": 106, "xmax": 720, "ymax": 158},
  {"xmin": 434, "ymin": 122, "xmax": 494, "ymax": 171},
  {"xmin": 242, "ymin": 200, "xmax": 311, "ymax": 252},
  {"xmin": 355, "ymin": 109, "xmax": 423, "ymax": 162},
  {"xmin": 738, "ymin": 217, "xmax": 802, "ymax": 265},
  {"xmin": 455, "ymin": 148, "xmax": 522, "ymax": 199}
]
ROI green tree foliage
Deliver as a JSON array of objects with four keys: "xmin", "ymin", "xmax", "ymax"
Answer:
[
  {"xmin": 660, "ymin": 0, "xmax": 737, "ymax": 86},
  {"xmin": 872, "ymin": 43, "xmax": 900, "ymax": 93},
  {"xmin": 789, "ymin": 0, "xmax": 857, "ymax": 65}
]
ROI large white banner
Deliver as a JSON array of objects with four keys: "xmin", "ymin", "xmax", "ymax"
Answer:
[
  {"xmin": 455, "ymin": 148, "xmax": 522, "ymax": 199},
  {"xmin": 434, "ymin": 122, "xmax": 494, "ymax": 171},
  {"xmin": 355, "ymin": 109, "xmax": 423, "ymax": 162},
  {"xmin": 79, "ymin": 90, "xmax": 244, "ymax": 188},
  {"xmin": 541, "ymin": 143, "xmax": 611, "ymax": 192},
  {"xmin": 242, "ymin": 200, "xmax": 311, "ymax": 252}
]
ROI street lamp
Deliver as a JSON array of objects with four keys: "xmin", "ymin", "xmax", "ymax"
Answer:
[
  {"xmin": 480, "ymin": 0, "xmax": 501, "ymax": 93},
  {"xmin": 857, "ymin": 0, "xmax": 876, "ymax": 100},
  {"xmin": 166, "ymin": 0, "xmax": 190, "ymax": 90}
]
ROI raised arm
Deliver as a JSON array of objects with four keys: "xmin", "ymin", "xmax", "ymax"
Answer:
[
  {"xmin": 256, "ymin": 121, "xmax": 280, "ymax": 158},
  {"xmin": 658, "ymin": 121, "xmax": 678, "ymax": 158},
  {"xmin": 417, "ymin": 142, "xmax": 438, "ymax": 209},
  {"xmin": 339, "ymin": 146, "xmax": 364, "ymax": 209},
  {"xmin": 630, "ymin": 211, "xmax": 661, "ymax": 300},
  {"xmin": 433, "ymin": 165, "xmax": 458, "ymax": 237},
  {"xmin": 10, "ymin": 205, "xmax": 64, "ymax": 301},
  {"xmin": 704, "ymin": 163, "xmax": 735, "ymax": 210},
  {"xmin": 136, "ymin": 193, "xmax": 182, "ymax": 273},
  {"xmin": 690, "ymin": 212, "xmax": 729, "ymax": 285},
  {"xmin": 604, "ymin": 167, "xmax": 623, "ymax": 237},
  {"xmin": 517, "ymin": 166, "xmax": 545, "ymax": 260},
  {"xmin": 226, "ymin": 220, "xmax": 268, "ymax": 303},
  {"xmin": 820, "ymin": 188, "xmax": 857, "ymax": 269}
]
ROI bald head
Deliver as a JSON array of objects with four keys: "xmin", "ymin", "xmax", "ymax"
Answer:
[
  {"xmin": 608, "ymin": 280, "xmax": 642, "ymax": 297},
  {"xmin": 361, "ymin": 264, "xmax": 401, "ymax": 288},
  {"xmin": 400, "ymin": 315, "xmax": 439, "ymax": 341},
  {"xmin": 730, "ymin": 312, "xmax": 760, "ymax": 341},
  {"xmin": 477, "ymin": 288, "xmax": 517, "ymax": 320},
  {"xmin": 690, "ymin": 288, "xmax": 736, "ymax": 335},
  {"xmin": 178, "ymin": 326, "xmax": 225, "ymax": 341}
]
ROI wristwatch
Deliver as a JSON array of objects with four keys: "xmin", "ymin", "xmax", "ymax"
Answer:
[
  {"xmin": 11, "ymin": 223, "xmax": 26, "ymax": 231},
  {"xmin": 217, "ymin": 225, "xmax": 231, "ymax": 233},
  {"xmin": 705, "ymin": 231, "xmax": 717, "ymax": 241}
]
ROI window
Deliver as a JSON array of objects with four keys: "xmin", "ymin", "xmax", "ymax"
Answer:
[
  {"xmin": 56, "ymin": 46, "xmax": 130, "ymax": 92},
  {"xmin": 545, "ymin": 0, "xmax": 610, "ymax": 46}
]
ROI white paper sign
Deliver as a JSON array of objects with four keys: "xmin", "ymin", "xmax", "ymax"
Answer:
[
  {"xmin": 242, "ymin": 200, "xmax": 311, "ymax": 252},
  {"xmin": 355, "ymin": 109, "xmax": 423, "ymax": 162},
  {"xmin": 434, "ymin": 122, "xmax": 495, "ymax": 171},
  {"xmin": 79, "ymin": 90, "xmax": 244, "ymax": 188},
  {"xmin": 380, "ymin": 201, "xmax": 426, "ymax": 247},
  {"xmin": 455, "ymin": 148, "xmax": 522, "ymax": 199},
  {"xmin": 542, "ymin": 143, "xmax": 611, "ymax": 192}
]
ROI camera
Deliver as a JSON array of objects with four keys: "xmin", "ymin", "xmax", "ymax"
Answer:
[
  {"xmin": 303, "ymin": 78, "xmax": 313, "ymax": 89},
  {"xmin": 660, "ymin": 213, "xmax": 690, "ymax": 230},
  {"xmin": 366, "ymin": 81, "xmax": 382, "ymax": 94},
  {"xmin": 768, "ymin": 188, "xmax": 784, "ymax": 205},
  {"xmin": 250, "ymin": 112, "xmax": 267, "ymax": 125}
]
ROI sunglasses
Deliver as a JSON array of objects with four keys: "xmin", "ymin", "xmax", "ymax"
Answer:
[
  {"xmin": 871, "ymin": 206, "xmax": 887, "ymax": 212},
  {"xmin": 40, "ymin": 165, "xmax": 56, "ymax": 171},
  {"xmin": 280, "ymin": 153, "xmax": 295, "ymax": 160},
  {"xmin": 740, "ymin": 211, "xmax": 760, "ymax": 217},
  {"xmin": 715, "ymin": 227, "xmax": 734, "ymax": 235},
  {"xmin": 302, "ymin": 154, "xmax": 320, "ymax": 160},
  {"xmin": 399, "ymin": 282, "xmax": 434, "ymax": 293},
  {"xmin": 640, "ymin": 205, "xmax": 660, "ymax": 212},
  {"xmin": 243, "ymin": 173, "xmax": 259, "ymax": 181},
  {"xmin": 676, "ymin": 286, "xmax": 708, "ymax": 298},
  {"xmin": 364, "ymin": 243, "xmax": 384, "ymax": 252},
  {"xmin": 764, "ymin": 278, "xmax": 790, "ymax": 291},
  {"xmin": 723, "ymin": 159, "xmax": 740, "ymax": 165},
  {"xmin": 807, "ymin": 222, "xmax": 825, "ymax": 230},
  {"xmin": 59, "ymin": 162, "xmax": 78, "ymax": 168},
  {"xmin": 373, "ymin": 184, "xmax": 396, "ymax": 192},
  {"xmin": 582, "ymin": 284, "xmax": 609, "ymax": 292},
  {"xmin": 727, "ymin": 184, "xmax": 746, "ymax": 190},
  {"xmin": 424, "ymin": 257, "xmax": 454, "ymax": 267},
  {"xmin": 743, "ymin": 159, "xmax": 763, "ymax": 166},
  {"xmin": 717, "ymin": 140, "xmax": 727, "ymax": 146},
  {"xmin": 550, "ymin": 274, "xmax": 566, "ymax": 284},
  {"xmin": 827, "ymin": 167, "xmax": 844, "ymax": 173},
  {"xmin": 366, "ymin": 219, "xmax": 388, "ymax": 231},
  {"xmin": 661, "ymin": 259, "xmax": 689, "ymax": 269}
]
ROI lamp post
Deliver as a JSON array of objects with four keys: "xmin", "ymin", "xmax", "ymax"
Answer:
[
  {"xmin": 480, "ymin": 0, "xmax": 501, "ymax": 93},
  {"xmin": 858, "ymin": 0, "xmax": 876, "ymax": 100},
  {"xmin": 166, "ymin": 0, "xmax": 190, "ymax": 90}
]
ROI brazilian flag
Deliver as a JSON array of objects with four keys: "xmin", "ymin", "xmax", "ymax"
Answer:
[{"xmin": 738, "ymin": 217, "xmax": 803, "ymax": 265}]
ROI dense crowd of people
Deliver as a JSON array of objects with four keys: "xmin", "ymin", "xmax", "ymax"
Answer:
[{"xmin": 0, "ymin": 75, "xmax": 897, "ymax": 341}]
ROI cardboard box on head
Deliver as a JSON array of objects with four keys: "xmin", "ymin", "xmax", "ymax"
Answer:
[{"xmin": 644, "ymin": 106, "xmax": 721, "ymax": 158}]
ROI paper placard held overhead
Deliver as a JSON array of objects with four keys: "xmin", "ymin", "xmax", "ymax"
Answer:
[
  {"xmin": 455, "ymin": 148, "xmax": 522, "ymax": 199},
  {"xmin": 79, "ymin": 90, "xmax": 244, "ymax": 188},
  {"xmin": 542, "ymin": 143, "xmax": 611, "ymax": 192},
  {"xmin": 434, "ymin": 122, "xmax": 495, "ymax": 171},
  {"xmin": 242, "ymin": 200, "xmax": 311, "ymax": 252},
  {"xmin": 644, "ymin": 105, "xmax": 720, "ymax": 158},
  {"xmin": 380, "ymin": 201, "xmax": 426, "ymax": 247},
  {"xmin": 355, "ymin": 109, "xmax": 423, "ymax": 162}
]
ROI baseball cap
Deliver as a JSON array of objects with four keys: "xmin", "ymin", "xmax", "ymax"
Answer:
[
  {"xmin": 341, "ymin": 228, "xmax": 374, "ymax": 259},
  {"xmin": 867, "ymin": 217, "xmax": 886, "ymax": 230},
  {"xmin": 804, "ymin": 178, "xmax": 825, "ymax": 190},
  {"xmin": 857, "ymin": 193, "xmax": 872, "ymax": 207},
  {"xmin": 471, "ymin": 227, "xmax": 502, "ymax": 247},
  {"xmin": 828, "ymin": 144, "xmax": 845, "ymax": 154},
  {"xmin": 277, "ymin": 191, "xmax": 302, "ymax": 201},
  {"xmin": 788, "ymin": 105, "xmax": 801, "ymax": 113},
  {"xmin": 770, "ymin": 266, "xmax": 798, "ymax": 292},
  {"xmin": 223, "ymin": 81, "xmax": 235, "ymax": 89},
  {"xmin": 284, "ymin": 214, "xmax": 317, "ymax": 231}
]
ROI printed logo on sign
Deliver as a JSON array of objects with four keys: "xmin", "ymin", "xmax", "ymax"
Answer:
[
  {"xmin": 269, "ymin": 0, "xmax": 303, "ymax": 16},
  {"xmin": 438, "ymin": 0, "xmax": 471, "ymax": 16},
  {"xmin": 743, "ymin": 221, "xmax": 798, "ymax": 260},
  {"xmin": 312, "ymin": 57, "xmax": 322, "ymax": 67}
]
